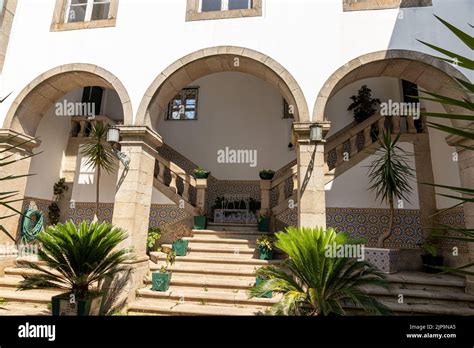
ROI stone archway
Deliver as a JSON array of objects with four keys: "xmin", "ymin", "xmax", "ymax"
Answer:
[
  {"xmin": 135, "ymin": 46, "xmax": 310, "ymax": 128},
  {"xmin": 313, "ymin": 49, "xmax": 471, "ymax": 123},
  {"xmin": 3, "ymin": 63, "xmax": 133, "ymax": 136}
]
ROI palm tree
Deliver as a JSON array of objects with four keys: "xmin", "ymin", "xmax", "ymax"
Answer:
[
  {"xmin": 0, "ymin": 134, "xmax": 39, "ymax": 236},
  {"xmin": 80, "ymin": 122, "xmax": 116, "ymax": 218},
  {"xmin": 18, "ymin": 221, "xmax": 132, "ymax": 297},
  {"xmin": 367, "ymin": 130, "xmax": 414, "ymax": 247},
  {"xmin": 415, "ymin": 16, "xmax": 474, "ymax": 276},
  {"xmin": 249, "ymin": 227, "xmax": 391, "ymax": 316}
]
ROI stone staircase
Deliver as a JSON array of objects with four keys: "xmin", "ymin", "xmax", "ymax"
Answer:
[{"xmin": 127, "ymin": 223, "xmax": 281, "ymax": 316}]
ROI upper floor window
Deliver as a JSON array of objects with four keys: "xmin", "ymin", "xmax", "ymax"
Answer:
[
  {"xmin": 186, "ymin": 0, "xmax": 262, "ymax": 21},
  {"xmin": 166, "ymin": 88, "xmax": 199, "ymax": 120},
  {"xmin": 51, "ymin": 0, "xmax": 119, "ymax": 31},
  {"xmin": 200, "ymin": 0, "xmax": 252, "ymax": 12},
  {"xmin": 66, "ymin": 0, "xmax": 111, "ymax": 23}
]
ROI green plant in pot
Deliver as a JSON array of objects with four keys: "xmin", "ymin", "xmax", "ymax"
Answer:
[
  {"xmin": 255, "ymin": 274, "xmax": 272, "ymax": 298},
  {"xmin": 152, "ymin": 247, "xmax": 176, "ymax": 292},
  {"xmin": 17, "ymin": 221, "xmax": 132, "ymax": 316},
  {"xmin": 193, "ymin": 207, "xmax": 207, "ymax": 230},
  {"xmin": 256, "ymin": 234, "xmax": 275, "ymax": 260},
  {"xmin": 146, "ymin": 227, "xmax": 161, "ymax": 255},
  {"xmin": 348, "ymin": 85, "xmax": 381, "ymax": 123},
  {"xmin": 193, "ymin": 167, "xmax": 210, "ymax": 179},
  {"xmin": 259, "ymin": 169, "xmax": 275, "ymax": 180},
  {"xmin": 419, "ymin": 234, "xmax": 444, "ymax": 274},
  {"xmin": 257, "ymin": 211, "xmax": 271, "ymax": 232},
  {"xmin": 172, "ymin": 237, "xmax": 189, "ymax": 257}
]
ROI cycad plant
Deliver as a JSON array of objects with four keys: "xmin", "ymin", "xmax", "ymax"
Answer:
[
  {"xmin": 80, "ymin": 122, "xmax": 116, "ymax": 218},
  {"xmin": 18, "ymin": 221, "xmax": 132, "ymax": 297},
  {"xmin": 367, "ymin": 130, "xmax": 414, "ymax": 247},
  {"xmin": 249, "ymin": 227, "xmax": 391, "ymax": 316},
  {"xmin": 415, "ymin": 16, "xmax": 474, "ymax": 276}
]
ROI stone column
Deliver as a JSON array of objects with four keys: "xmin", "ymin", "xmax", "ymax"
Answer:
[
  {"xmin": 0, "ymin": 129, "xmax": 40, "ymax": 247},
  {"xmin": 59, "ymin": 137, "xmax": 82, "ymax": 222},
  {"xmin": 259, "ymin": 180, "xmax": 271, "ymax": 215},
  {"xmin": 413, "ymin": 133, "xmax": 437, "ymax": 239},
  {"xmin": 195, "ymin": 178, "xmax": 208, "ymax": 213},
  {"xmin": 109, "ymin": 126, "xmax": 162, "ymax": 301},
  {"xmin": 293, "ymin": 122, "xmax": 330, "ymax": 229},
  {"xmin": 447, "ymin": 132, "xmax": 474, "ymax": 294}
]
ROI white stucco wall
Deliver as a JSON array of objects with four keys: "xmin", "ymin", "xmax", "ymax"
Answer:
[
  {"xmin": 325, "ymin": 142, "xmax": 419, "ymax": 209},
  {"xmin": 158, "ymin": 71, "xmax": 295, "ymax": 180},
  {"xmin": 0, "ymin": 0, "xmax": 471, "ymax": 128}
]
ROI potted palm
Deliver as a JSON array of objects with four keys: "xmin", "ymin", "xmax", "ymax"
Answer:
[
  {"xmin": 249, "ymin": 227, "xmax": 391, "ymax": 315},
  {"xmin": 366, "ymin": 130, "xmax": 414, "ymax": 273},
  {"xmin": 259, "ymin": 169, "xmax": 275, "ymax": 180},
  {"xmin": 80, "ymin": 122, "xmax": 117, "ymax": 218},
  {"xmin": 151, "ymin": 247, "xmax": 176, "ymax": 292},
  {"xmin": 17, "ymin": 221, "xmax": 132, "ymax": 316},
  {"xmin": 193, "ymin": 207, "xmax": 207, "ymax": 230},
  {"xmin": 256, "ymin": 235, "xmax": 274, "ymax": 260},
  {"xmin": 193, "ymin": 167, "xmax": 210, "ymax": 179}
]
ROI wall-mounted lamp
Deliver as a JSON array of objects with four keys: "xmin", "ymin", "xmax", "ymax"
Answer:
[
  {"xmin": 107, "ymin": 126, "xmax": 130, "ymax": 170},
  {"xmin": 310, "ymin": 124, "xmax": 325, "ymax": 143}
]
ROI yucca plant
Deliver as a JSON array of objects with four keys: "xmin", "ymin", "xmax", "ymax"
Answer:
[
  {"xmin": 249, "ymin": 227, "xmax": 391, "ymax": 316},
  {"xmin": 415, "ymin": 16, "xmax": 474, "ymax": 276},
  {"xmin": 367, "ymin": 130, "xmax": 414, "ymax": 247},
  {"xmin": 80, "ymin": 122, "xmax": 117, "ymax": 218},
  {"xmin": 18, "ymin": 221, "xmax": 132, "ymax": 298}
]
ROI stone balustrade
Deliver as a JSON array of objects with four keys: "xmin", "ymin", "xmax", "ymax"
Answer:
[{"xmin": 70, "ymin": 115, "xmax": 117, "ymax": 138}]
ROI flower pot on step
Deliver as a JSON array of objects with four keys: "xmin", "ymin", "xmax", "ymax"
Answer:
[
  {"xmin": 152, "ymin": 272, "xmax": 172, "ymax": 292},
  {"xmin": 256, "ymin": 276, "xmax": 272, "ymax": 298},
  {"xmin": 172, "ymin": 239, "xmax": 189, "ymax": 256},
  {"xmin": 364, "ymin": 247, "xmax": 399, "ymax": 274},
  {"xmin": 258, "ymin": 217, "xmax": 270, "ymax": 232},
  {"xmin": 258, "ymin": 247, "xmax": 273, "ymax": 260},
  {"xmin": 51, "ymin": 292, "xmax": 103, "ymax": 316},
  {"xmin": 193, "ymin": 216, "xmax": 207, "ymax": 230},
  {"xmin": 421, "ymin": 255, "xmax": 444, "ymax": 274}
]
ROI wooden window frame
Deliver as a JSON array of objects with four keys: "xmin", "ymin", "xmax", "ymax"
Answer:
[
  {"xmin": 186, "ymin": 0, "xmax": 262, "ymax": 21},
  {"xmin": 51, "ymin": 0, "xmax": 119, "ymax": 32}
]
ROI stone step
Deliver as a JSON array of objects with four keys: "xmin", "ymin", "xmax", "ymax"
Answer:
[
  {"xmin": 192, "ymin": 230, "xmax": 270, "ymax": 238},
  {"xmin": 385, "ymin": 272, "xmax": 467, "ymax": 293},
  {"xmin": 136, "ymin": 288, "xmax": 278, "ymax": 307},
  {"xmin": 0, "ymin": 287, "xmax": 62, "ymax": 305},
  {"xmin": 162, "ymin": 243, "xmax": 256, "ymax": 255},
  {"xmin": 0, "ymin": 275, "xmax": 24, "ymax": 288},
  {"xmin": 206, "ymin": 223, "xmax": 259, "ymax": 232},
  {"xmin": 149, "ymin": 262, "xmax": 259, "ymax": 277},
  {"xmin": 144, "ymin": 273, "xmax": 256, "ymax": 290},
  {"xmin": 150, "ymin": 252, "xmax": 280, "ymax": 266},
  {"xmin": 0, "ymin": 303, "xmax": 51, "ymax": 316},
  {"xmin": 363, "ymin": 286, "xmax": 474, "ymax": 303},
  {"xmin": 379, "ymin": 301, "xmax": 474, "ymax": 316},
  {"xmin": 184, "ymin": 236, "xmax": 257, "ymax": 246},
  {"xmin": 127, "ymin": 299, "xmax": 265, "ymax": 316}
]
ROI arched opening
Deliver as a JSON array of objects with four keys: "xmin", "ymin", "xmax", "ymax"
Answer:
[
  {"xmin": 314, "ymin": 50, "xmax": 471, "ymax": 269},
  {"xmin": 136, "ymin": 47, "xmax": 308, "ymax": 228},
  {"xmin": 1, "ymin": 64, "xmax": 132, "ymax": 241}
]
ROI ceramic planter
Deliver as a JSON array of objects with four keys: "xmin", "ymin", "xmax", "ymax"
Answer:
[
  {"xmin": 364, "ymin": 247, "xmax": 400, "ymax": 274},
  {"xmin": 259, "ymin": 247, "xmax": 273, "ymax": 260},
  {"xmin": 152, "ymin": 272, "xmax": 172, "ymax": 292},
  {"xmin": 193, "ymin": 216, "xmax": 207, "ymax": 230},
  {"xmin": 421, "ymin": 255, "xmax": 444, "ymax": 274},
  {"xmin": 51, "ymin": 292, "xmax": 103, "ymax": 316},
  {"xmin": 194, "ymin": 171, "xmax": 210, "ymax": 179},
  {"xmin": 255, "ymin": 276, "xmax": 272, "ymax": 298},
  {"xmin": 258, "ymin": 217, "xmax": 270, "ymax": 232},
  {"xmin": 259, "ymin": 172, "xmax": 275, "ymax": 180},
  {"xmin": 172, "ymin": 239, "xmax": 189, "ymax": 256}
]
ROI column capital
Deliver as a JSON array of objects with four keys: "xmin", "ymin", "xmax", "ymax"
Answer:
[
  {"xmin": 292, "ymin": 121, "xmax": 331, "ymax": 144},
  {"xmin": 117, "ymin": 125, "xmax": 163, "ymax": 154},
  {"xmin": 0, "ymin": 128, "xmax": 41, "ymax": 152}
]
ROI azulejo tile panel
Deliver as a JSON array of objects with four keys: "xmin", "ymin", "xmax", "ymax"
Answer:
[
  {"xmin": 67, "ymin": 202, "xmax": 114, "ymax": 224},
  {"xmin": 436, "ymin": 208, "xmax": 468, "ymax": 253},
  {"xmin": 276, "ymin": 207, "xmax": 424, "ymax": 249},
  {"xmin": 149, "ymin": 204, "xmax": 191, "ymax": 229}
]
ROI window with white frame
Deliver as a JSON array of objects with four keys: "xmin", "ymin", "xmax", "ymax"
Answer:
[
  {"xmin": 65, "ymin": 0, "xmax": 111, "ymax": 23},
  {"xmin": 167, "ymin": 88, "xmax": 199, "ymax": 120},
  {"xmin": 200, "ymin": 0, "xmax": 252, "ymax": 12}
]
